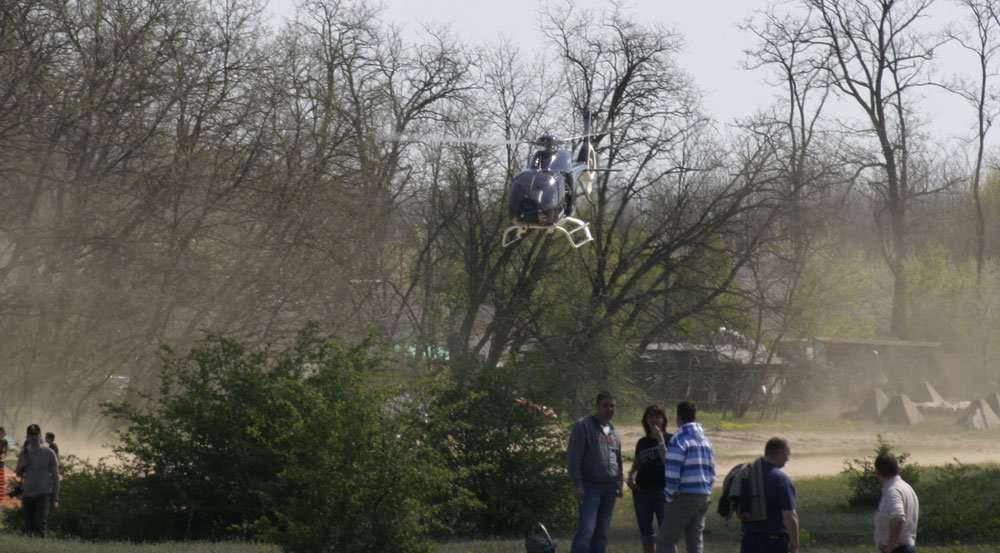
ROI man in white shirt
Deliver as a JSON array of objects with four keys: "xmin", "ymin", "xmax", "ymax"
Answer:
[{"xmin": 874, "ymin": 452, "xmax": 918, "ymax": 553}]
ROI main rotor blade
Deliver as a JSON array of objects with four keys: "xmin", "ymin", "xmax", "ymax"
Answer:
[
  {"xmin": 562, "ymin": 124, "xmax": 616, "ymax": 143},
  {"xmin": 381, "ymin": 131, "xmax": 522, "ymax": 147}
]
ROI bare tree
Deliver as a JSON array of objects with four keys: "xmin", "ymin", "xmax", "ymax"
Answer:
[
  {"xmin": 945, "ymin": 0, "xmax": 1000, "ymax": 280},
  {"xmin": 388, "ymin": 38, "xmax": 565, "ymax": 372},
  {"xmin": 792, "ymin": 0, "xmax": 948, "ymax": 337},
  {"xmin": 736, "ymin": 6, "xmax": 858, "ymax": 416},
  {"xmin": 527, "ymin": 3, "xmax": 795, "ymax": 407},
  {"xmin": 0, "ymin": 0, "xmax": 472, "ymax": 428}
]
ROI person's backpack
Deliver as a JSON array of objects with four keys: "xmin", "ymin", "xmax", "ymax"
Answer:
[
  {"xmin": 717, "ymin": 462, "xmax": 749, "ymax": 520},
  {"xmin": 525, "ymin": 522, "xmax": 557, "ymax": 553}
]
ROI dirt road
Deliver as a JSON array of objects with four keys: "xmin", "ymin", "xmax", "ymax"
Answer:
[{"xmin": 618, "ymin": 416, "xmax": 1000, "ymax": 479}]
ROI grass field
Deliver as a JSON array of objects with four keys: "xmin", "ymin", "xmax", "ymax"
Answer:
[
  {"xmin": 0, "ymin": 474, "xmax": 995, "ymax": 553},
  {"xmin": 434, "ymin": 408, "xmax": 1000, "ymax": 553},
  {"xmin": 436, "ymin": 474, "xmax": 995, "ymax": 553},
  {"xmin": 0, "ymin": 535, "xmax": 273, "ymax": 553}
]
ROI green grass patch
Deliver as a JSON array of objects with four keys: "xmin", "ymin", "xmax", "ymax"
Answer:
[
  {"xmin": 3, "ymin": 453, "xmax": 998, "ymax": 553},
  {"xmin": 437, "ymin": 465, "xmax": 1000, "ymax": 553},
  {"xmin": 0, "ymin": 535, "xmax": 273, "ymax": 553}
]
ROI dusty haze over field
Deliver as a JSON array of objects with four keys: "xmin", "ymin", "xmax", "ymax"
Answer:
[{"xmin": 618, "ymin": 414, "xmax": 1000, "ymax": 480}]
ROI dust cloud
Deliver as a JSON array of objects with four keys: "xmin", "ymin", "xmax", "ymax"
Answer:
[
  {"xmin": 618, "ymin": 414, "xmax": 1000, "ymax": 480},
  {"xmin": 2, "ymin": 423, "xmax": 118, "ymax": 466}
]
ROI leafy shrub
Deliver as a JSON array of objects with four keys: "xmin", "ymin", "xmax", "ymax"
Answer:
[
  {"xmin": 917, "ymin": 463, "xmax": 1000, "ymax": 543},
  {"xmin": 5, "ymin": 328, "xmax": 577, "ymax": 547},
  {"xmin": 83, "ymin": 325, "xmax": 459, "ymax": 552},
  {"xmin": 33, "ymin": 456, "xmax": 178, "ymax": 541},
  {"xmin": 419, "ymin": 362, "xmax": 576, "ymax": 537},
  {"xmin": 841, "ymin": 434, "xmax": 919, "ymax": 508},
  {"xmin": 2, "ymin": 456, "xmax": 165, "ymax": 539}
]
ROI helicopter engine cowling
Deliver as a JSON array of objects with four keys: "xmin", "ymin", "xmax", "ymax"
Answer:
[{"xmin": 509, "ymin": 169, "xmax": 567, "ymax": 225}]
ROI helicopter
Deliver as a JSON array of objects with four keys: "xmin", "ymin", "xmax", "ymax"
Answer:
[
  {"xmin": 388, "ymin": 108, "xmax": 610, "ymax": 248},
  {"xmin": 503, "ymin": 108, "xmax": 608, "ymax": 248}
]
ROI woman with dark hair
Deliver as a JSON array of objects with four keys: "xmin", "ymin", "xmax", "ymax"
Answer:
[{"xmin": 626, "ymin": 404, "xmax": 672, "ymax": 553}]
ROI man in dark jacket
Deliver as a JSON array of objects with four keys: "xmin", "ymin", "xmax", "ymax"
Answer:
[{"xmin": 567, "ymin": 391, "xmax": 623, "ymax": 553}]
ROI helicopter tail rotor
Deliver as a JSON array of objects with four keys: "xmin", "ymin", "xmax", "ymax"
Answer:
[{"xmin": 576, "ymin": 144, "xmax": 596, "ymax": 201}]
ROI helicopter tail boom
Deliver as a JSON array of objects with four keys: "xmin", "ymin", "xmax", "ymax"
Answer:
[
  {"xmin": 576, "ymin": 108, "xmax": 592, "ymax": 165},
  {"xmin": 576, "ymin": 108, "xmax": 596, "ymax": 199}
]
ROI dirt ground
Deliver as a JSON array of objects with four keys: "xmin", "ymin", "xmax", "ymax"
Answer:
[
  {"xmin": 42, "ymin": 413, "xmax": 1000, "ymax": 480},
  {"xmin": 617, "ymin": 414, "xmax": 1000, "ymax": 479}
]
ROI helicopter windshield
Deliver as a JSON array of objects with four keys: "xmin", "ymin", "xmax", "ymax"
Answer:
[
  {"xmin": 548, "ymin": 150, "xmax": 572, "ymax": 173},
  {"xmin": 529, "ymin": 149, "xmax": 572, "ymax": 172},
  {"xmin": 509, "ymin": 170, "xmax": 565, "ymax": 224},
  {"xmin": 529, "ymin": 151, "xmax": 555, "ymax": 171}
]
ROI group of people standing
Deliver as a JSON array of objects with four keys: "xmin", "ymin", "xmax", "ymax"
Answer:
[
  {"xmin": 566, "ymin": 391, "xmax": 920, "ymax": 553},
  {"xmin": 567, "ymin": 392, "xmax": 719, "ymax": 553}
]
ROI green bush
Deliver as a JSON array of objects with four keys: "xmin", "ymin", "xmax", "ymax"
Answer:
[
  {"xmin": 5, "ymin": 328, "xmax": 577, "ymax": 547},
  {"xmin": 37, "ymin": 457, "xmax": 177, "ymax": 541},
  {"xmin": 840, "ymin": 434, "xmax": 919, "ymax": 508},
  {"xmin": 85, "ymin": 325, "xmax": 460, "ymax": 552},
  {"xmin": 2, "ymin": 456, "xmax": 183, "ymax": 540},
  {"xmin": 419, "ymin": 362, "xmax": 576, "ymax": 537},
  {"xmin": 917, "ymin": 463, "xmax": 1000, "ymax": 543}
]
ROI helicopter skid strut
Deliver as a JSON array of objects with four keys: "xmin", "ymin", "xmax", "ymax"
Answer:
[{"xmin": 502, "ymin": 217, "xmax": 594, "ymax": 249}]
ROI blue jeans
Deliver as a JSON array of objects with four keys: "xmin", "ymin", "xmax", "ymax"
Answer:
[
  {"xmin": 633, "ymin": 488, "xmax": 665, "ymax": 545},
  {"xmin": 571, "ymin": 483, "xmax": 619, "ymax": 553}
]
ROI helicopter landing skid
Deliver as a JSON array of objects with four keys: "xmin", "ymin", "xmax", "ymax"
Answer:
[{"xmin": 502, "ymin": 217, "xmax": 594, "ymax": 248}]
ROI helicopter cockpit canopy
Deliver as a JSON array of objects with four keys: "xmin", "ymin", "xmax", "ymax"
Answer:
[
  {"xmin": 529, "ymin": 148, "xmax": 573, "ymax": 172},
  {"xmin": 509, "ymin": 169, "xmax": 566, "ymax": 225}
]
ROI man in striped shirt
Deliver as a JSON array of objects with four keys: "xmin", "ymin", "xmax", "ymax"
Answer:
[{"xmin": 655, "ymin": 401, "xmax": 716, "ymax": 553}]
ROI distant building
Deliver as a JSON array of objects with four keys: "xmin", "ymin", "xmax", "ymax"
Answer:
[
  {"xmin": 631, "ymin": 331, "xmax": 786, "ymax": 411},
  {"xmin": 775, "ymin": 337, "xmax": 950, "ymax": 403}
]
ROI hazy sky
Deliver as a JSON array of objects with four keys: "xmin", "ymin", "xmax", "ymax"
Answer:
[{"xmin": 264, "ymin": 0, "xmax": 978, "ymax": 142}]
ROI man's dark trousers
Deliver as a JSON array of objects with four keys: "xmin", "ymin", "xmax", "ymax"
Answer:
[
  {"xmin": 740, "ymin": 532, "xmax": 789, "ymax": 553},
  {"xmin": 21, "ymin": 494, "xmax": 51, "ymax": 537}
]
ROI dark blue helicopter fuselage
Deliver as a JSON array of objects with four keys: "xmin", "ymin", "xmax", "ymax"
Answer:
[{"xmin": 509, "ymin": 150, "xmax": 574, "ymax": 224}]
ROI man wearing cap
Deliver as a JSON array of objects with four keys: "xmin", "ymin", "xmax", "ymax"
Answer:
[{"xmin": 15, "ymin": 424, "xmax": 60, "ymax": 537}]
